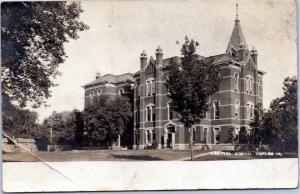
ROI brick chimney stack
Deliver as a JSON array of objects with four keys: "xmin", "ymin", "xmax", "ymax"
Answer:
[{"xmin": 140, "ymin": 50, "xmax": 147, "ymax": 71}]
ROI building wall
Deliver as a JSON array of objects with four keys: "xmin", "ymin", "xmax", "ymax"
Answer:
[
  {"xmin": 133, "ymin": 48, "xmax": 264, "ymax": 150},
  {"xmin": 84, "ymin": 82, "xmax": 133, "ymax": 109}
]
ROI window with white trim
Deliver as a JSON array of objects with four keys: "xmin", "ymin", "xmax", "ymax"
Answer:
[
  {"xmin": 146, "ymin": 105, "xmax": 155, "ymax": 122},
  {"xmin": 90, "ymin": 91, "xmax": 94, "ymax": 103},
  {"xmin": 146, "ymin": 81, "xmax": 151, "ymax": 96},
  {"xmin": 152, "ymin": 106, "xmax": 155, "ymax": 121},
  {"xmin": 235, "ymin": 100, "xmax": 240, "ymax": 119},
  {"xmin": 213, "ymin": 101, "xmax": 220, "ymax": 119},
  {"xmin": 146, "ymin": 106, "xmax": 151, "ymax": 122},
  {"xmin": 146, "ymin": 79, "xmax": 155, "ymax": 96},
  {"xmin": 250, "ymin": 104, "xmax": 254, "ymax": 120},
  {"xmin": 246, "ymin": 77, "xmax": 250, "ymax": 93},
  {"xmin": 249, "ymin": 78, "xmax": 253, "ymax": 94},
  {"xmin": 214, "ymin": 128, "xmax": 220, "ymax": 144},
  {"xmin": 234, "ymin": 73, "xmax": 239, "ymax": 91},
  {"xmin": 247, "ymin": 102, "xmax": 254, "ymax": 120},
  {"xmin": 152, "ymin": 82, "xmax": 156, "ymax": 95}
]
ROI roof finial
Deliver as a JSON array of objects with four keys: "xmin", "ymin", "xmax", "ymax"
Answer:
[{"xmin": 235, "ymin": 1, "xmax": 239, "ymax": 22}]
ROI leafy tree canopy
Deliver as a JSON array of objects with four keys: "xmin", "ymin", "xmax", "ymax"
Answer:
[
  {"xmin": 252, "ymin": 76, "xmax": 297, "ymax": 152},
  {"xmin": 83, "ymin": 95, "xmax": 133, "ymax": 146},
  {"xmin": 166, "ymin": 36, "xmax": 221, "ymax": 128},
  {"xmin": 1, "ymin": 2, "xmax": 88, "ymax": 108},
  {"xmin": 41, "ymin": 109, "xmax": 84, "ymax": 146}
]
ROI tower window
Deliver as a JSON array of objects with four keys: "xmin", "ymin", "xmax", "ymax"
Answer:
[
  {"xmin": 250, "ymin": 104, "xmax": 254, "ymax": 120},
  {"xmin": 235, "ymin": 100, "xmax": 240, "ymax": 119},
  {"xmin": 250, "ymin": 78, "xmax": 253, "ymax": 94},
  {"xmin": 234, "ymin": 73, "xmax": 239, "ymax": 91},
  {"xmin": 214, "ymin": 101, "xmax": 220, "ymax": 119},
  {"xmin": 146, "ymin": 81, "xmax": 151, "ymax": 96}
]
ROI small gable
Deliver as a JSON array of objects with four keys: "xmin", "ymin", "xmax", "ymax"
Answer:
[
  {"xmin": 245, "ymin": 57, "xmax": 255, "ymax": 75},
  {"xmin": 145, "ymin": 57, "xmax": 156, "ymax": 75}
]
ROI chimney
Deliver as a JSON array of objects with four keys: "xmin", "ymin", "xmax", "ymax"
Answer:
[
  {"xmin": 140, "ymin": 50, "xmax": 147, "ymax": 70},
  {"xmin": 238, "ymin": 43, "xmax": 247, "ymax": 61},
  {"xmin": 250, "ymin": 47, "xmax": 258, "ymax": 65},
  {"xmin": 95, "ymin": 72, "xmax": 101, "ymax": 79},
  {"xmin": 155, "ymin": 45, "xmax": 163, "ymax": 66}
]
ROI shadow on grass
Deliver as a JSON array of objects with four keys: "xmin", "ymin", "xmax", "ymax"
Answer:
[{"xmin": 110, "ymin": 154, "xmax": 163, "ymax": 161}]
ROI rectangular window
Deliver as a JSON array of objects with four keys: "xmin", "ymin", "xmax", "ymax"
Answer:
[
  {"xmin": 234, "ymin": 73, "xmax": 239, "ymax": 91},
  {"xmin": 214, "ymin": 101, "xmax": 220, "ymax": 119},
  {"xmin": 146, "ymin": 81, "xmax": 151, "ymax": 96},
  {"xmin": 250, "ymin": 104, "xmax": 254, "ymax": 120},
  {"xmin": 250, "ymin": 78, "xmax": 253, "ymax": 94},
  {"xmin": 152, "ymin": 81, "xmax": 155, "ymax": 95},
  {"xmin": 146, "ymin": 107, "xmax": 151, "ymax": 122},
  {"xmin": 152, "ymin": 106, "xmax": 155, "ymax": 121},
  {"xmin": 214, "ymin": 128, "xmax": 220, "ymax": 144},
  {"xmin": 235, "ymin": 100, "xmax": 239, "ymax": 119},
  {"xmin": 90, "ymin": 92, "xmax": 94, "ymax": 103},
  {"xmin": 246, "ymin": 77, "xmax": 249, "ymax": 93}
]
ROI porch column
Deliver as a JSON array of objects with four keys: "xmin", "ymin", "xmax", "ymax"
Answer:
[
  {"xmin": 172, "ymin": 132, "xmax": 175, "ymax": 149},
  {"xmin": 117, "ymin": 134, "xmax": 121, "ymax": 147},
  {"xmin": 164, "ymin": 133, "xmax": 168, "ymax": 148}
]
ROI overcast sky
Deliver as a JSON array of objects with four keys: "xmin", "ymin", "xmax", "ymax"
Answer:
[{"xmin": 34, "ymin": 0, "xmax": 297, "ymax": 122}]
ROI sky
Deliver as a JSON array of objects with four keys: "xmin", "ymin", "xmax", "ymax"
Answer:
[{"xmin": 34, "ymin": 0, "xmax": 297, "ymax": 122}]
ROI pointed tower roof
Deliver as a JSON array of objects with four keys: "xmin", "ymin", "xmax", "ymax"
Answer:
[{"xmin": 226, "ymin": 3, "xmax": 248, "ymax": 53}]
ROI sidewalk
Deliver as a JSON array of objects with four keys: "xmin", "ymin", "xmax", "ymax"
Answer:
[{"xmin": 176, "ymin": 151, "xmax": 217, "ymax": 161}]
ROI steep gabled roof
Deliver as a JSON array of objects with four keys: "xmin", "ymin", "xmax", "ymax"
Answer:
[{"xmin": 226, "ymin": 19, "xmax": 248, "ymax": 53}]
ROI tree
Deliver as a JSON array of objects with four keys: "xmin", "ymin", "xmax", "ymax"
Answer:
[
  {"xmin": 40, "ymin": 109, "xmax": 84, "ymax": 148},
  {"xmin": 166, "ymin": 36, "xmax": 221, "ymax": 160},
  {"xmin": 258, "ymin": 76, "xmax": 297, "ymax": 153},
  {"xmin": 1, "ymin": 2, "xmax": 88, "ymax": 108},
  {"xmin": 2, "ymin": 93, "xmax": 39, "ymax": 138},
  {"xmin": 83, "ymin": 95, "xmax": 133, "ymax": 147},
  {"xmin": 249, "ymin": 103, "xmax": 264, "ymax": 148}
]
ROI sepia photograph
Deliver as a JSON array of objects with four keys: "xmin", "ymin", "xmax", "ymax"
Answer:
[{"xmin": 1, "ymin": 0, "xmax": 298, "ymax": 192}]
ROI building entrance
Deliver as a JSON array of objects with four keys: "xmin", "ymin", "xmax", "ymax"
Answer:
[{"xmin": 164, "ymin": 125, "xmax": 175, "ymax": 149}]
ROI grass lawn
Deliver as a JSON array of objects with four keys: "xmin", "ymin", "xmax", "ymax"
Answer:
[{"xmin": 3, "ymin": 149, "xmax": 209, "ymax": 162}]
